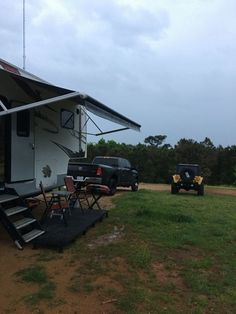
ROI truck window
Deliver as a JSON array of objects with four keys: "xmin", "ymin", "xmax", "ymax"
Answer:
[
  {"xmin": 121, "ymin": 159, "xmax": 130, "ymax": 168},
  {"xmin": 125, "ymin": 160, "xmax": 131, "ymax": 168},
  {"xmin": 93, "ymin": 157, "xmax": 118, "ymax": 167},
  {"xmin": 119, "ymin": 158, "xmax": 125, "ymax": 168}
]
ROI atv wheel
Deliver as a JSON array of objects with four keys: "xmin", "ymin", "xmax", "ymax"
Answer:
[
  {"xmin": 171, "ymin": 182, "xmax": 178, "ymax": 194},
  {"xmin": 197, "ymin": 184, "xmax": 204, "ymax": 196}
]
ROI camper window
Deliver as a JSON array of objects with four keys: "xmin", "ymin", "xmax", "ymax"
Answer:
[
  {"xmin": 17, "ymin": 110, "xmax": 30, "ymax": 137},
  {"xmin": 61, "ymin": 109, "xmax": 74, "ymax": 129}
]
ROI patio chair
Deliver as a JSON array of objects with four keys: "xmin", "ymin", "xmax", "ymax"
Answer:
[
  {"xmin": 85, "ymin": 184, "xmax": 110, "ymax": 210},
  {"xmin": 39, "ymin": 181, "xmax": 70, "ymax": 226},
  {"xmin": 64, "ymin": 176, "xmax": 89, "ymax": 213}
]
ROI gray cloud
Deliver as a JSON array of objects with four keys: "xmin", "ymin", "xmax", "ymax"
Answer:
[{"xmin": 1, "ymin": 0, "xmax": 236, "ymax": 146}]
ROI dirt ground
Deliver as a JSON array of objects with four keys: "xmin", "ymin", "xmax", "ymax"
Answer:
[
  {"xmin": 139, "ymin": 183, "xmax": 236, "ymax": 196},
  {"xmin": 0, "ymin": 183, "xmax": 236, "ymax": 313}
]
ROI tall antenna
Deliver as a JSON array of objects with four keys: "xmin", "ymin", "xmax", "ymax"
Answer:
[{"xmin": 23, "ymin": 0, "xmax": 26, "ymax": 70}]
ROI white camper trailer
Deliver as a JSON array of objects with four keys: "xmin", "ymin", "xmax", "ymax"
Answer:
[
  {"xmin": 0, "ymin": 58, "xmax": 141, "ymax": 248},
  {"xmin": 0, "ymin": 58, "xmax": 140, "ymax": 196}
]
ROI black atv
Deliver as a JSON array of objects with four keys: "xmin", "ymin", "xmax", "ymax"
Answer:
[{"xmin": 171, "ymin": 164, "xmax": 204, "ymax": 196}]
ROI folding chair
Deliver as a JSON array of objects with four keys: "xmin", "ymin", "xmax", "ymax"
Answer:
[
  {"xmin": 64, "ymin": 176, "xmax": 89, "ymax": 212},
  {"xmin": 85, "ymin": 184, "xmax": 110, "ymax": 210},
  {"xmin": 39, "ymin": 181, "xmax": 70, "ymax": 226}
]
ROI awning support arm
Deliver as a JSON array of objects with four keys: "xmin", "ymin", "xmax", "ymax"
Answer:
[
  {"xmin": 0, "ymin": 100, "xmax": 7, "ymax": 111},
  {"xmin": 79, "ymin": 107, "xmax": 130, "ymax": 136},
  {"xmin": 95, "ymin": 128, "xmax": 129, "ymax": 136},
  {"xmin": 78, "ymin": 127, "xmax": 129, "ymax": 136},
  {"xmin": 80, "ymin": 107, "xmax": 103, "ymax": 133},
  {"xmin": 0, "ymin": 91, "xmax": 81, "ymax": 116}
]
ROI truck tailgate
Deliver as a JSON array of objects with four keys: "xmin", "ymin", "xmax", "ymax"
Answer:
[{"xmin": 67, "ymin": 163, "xmax": 100, "ymax": 181}]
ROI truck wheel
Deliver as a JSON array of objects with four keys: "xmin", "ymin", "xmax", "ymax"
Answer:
[
  {"xmin": 131, "ymin": 180, "xmax": 139, "ymax": 192},
  {"xmin": 171, "ymin": 182, "xmax": 178, "ymax": 194},
  {"xmin": 197, "ymin": 184, "xmax": 204, "ymax": 196},
  {"xmin": 109, "ymin": 178, "xmax": 117, "ymax": 195}
]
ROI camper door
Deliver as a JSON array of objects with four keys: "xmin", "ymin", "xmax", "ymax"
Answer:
[{"xmin": 11, "ymin": 111, "xmax": 34, "ymax": 182}]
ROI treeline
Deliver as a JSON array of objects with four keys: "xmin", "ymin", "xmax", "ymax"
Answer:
[{"xmin": 85, "ymin": 135, "xmax": 236, "ymax": 185}]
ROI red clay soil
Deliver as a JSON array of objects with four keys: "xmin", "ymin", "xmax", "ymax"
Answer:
[{"xmin": 0, "ymin": 183, "xmax": 235, "ymax": 313}]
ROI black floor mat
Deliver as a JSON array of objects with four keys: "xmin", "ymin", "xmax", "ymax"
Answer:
[{"xmin": 33, "ymin": 208, "xmax": 108, "ymax": 249}]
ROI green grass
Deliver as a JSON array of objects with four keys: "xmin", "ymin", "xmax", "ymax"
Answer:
[
  {"xmin": 14, "ymin": 189, "xmax": 236, "ymax": 313},
  {"xmin": 70, "ymin": 189, "xmax": 236, "ymax": 313},
  {"xmin": 15, "ymin": 265, "xmax": 57, "ymax": 306},
  {"xmin": 15, "ymin": 265, "xmax": 49, "ymax": 284},
  {"xmin": 23, "ymin": 282, "xmax": 56, "ymax": 306}
]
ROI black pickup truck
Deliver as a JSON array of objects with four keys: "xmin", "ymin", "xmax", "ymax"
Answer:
[{"xmin": 67, "ymin": 156, "xmax": 139, "ymax": 195}]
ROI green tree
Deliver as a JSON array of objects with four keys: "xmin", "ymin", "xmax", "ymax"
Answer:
[
  {"xmin": 86, "ymin": 136, "xmax": 236, "ymax": 186},
  {"xmin": 144, "ymin": 135, "xmax": 167, "ymax": 147}
]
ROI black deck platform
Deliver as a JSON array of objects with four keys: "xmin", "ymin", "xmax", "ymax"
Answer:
[{"xmin": 33, "ymin": 208, "xmax": 108, "ymax": 249}]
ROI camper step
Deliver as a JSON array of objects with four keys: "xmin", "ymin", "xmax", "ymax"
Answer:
[
  {"xmin": 22, "ymin": 229, "xmax": 45, "ymax": 243},
  {"xmin": 13, "ymin": 217, "xmax": 36, "ymax": 229},
  {"xmin": 0, "ymin": 194, "xmax": 19, "ymax": 204},
  {"xmin": 4, "ymin": 206, "xmax": 28, "ymax": 217}
]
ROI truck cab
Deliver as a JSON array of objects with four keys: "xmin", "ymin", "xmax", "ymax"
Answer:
[{"xmin": 68, "ymin": 156, "xmax": 139, "ymax": 195}]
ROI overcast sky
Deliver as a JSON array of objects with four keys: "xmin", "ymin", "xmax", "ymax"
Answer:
[{"xmin": 1, "ymin": 0, "xmax": 236, "ymax": 147}]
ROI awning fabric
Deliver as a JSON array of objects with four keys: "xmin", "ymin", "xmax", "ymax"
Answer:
[{"xmin": 0, "ymin": 59, "xmax": 141, "ymax": 131}]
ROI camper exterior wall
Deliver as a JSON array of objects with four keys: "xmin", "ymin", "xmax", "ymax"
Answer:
[
  {"xmin": 5, "ymin": 102, "xmax": 87, "ymax": 196},
  {"xmin": 34, "ymin": 103, "xmax": 87, "ymax": 188},
  {"xmin": 0, "ymin": 119, "xmax": 5, "ymax": 184}
]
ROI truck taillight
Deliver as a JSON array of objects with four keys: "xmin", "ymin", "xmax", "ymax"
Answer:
[{"xmin": 96, "ymin": 167, "xmax": 102, "ymax": 176}]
